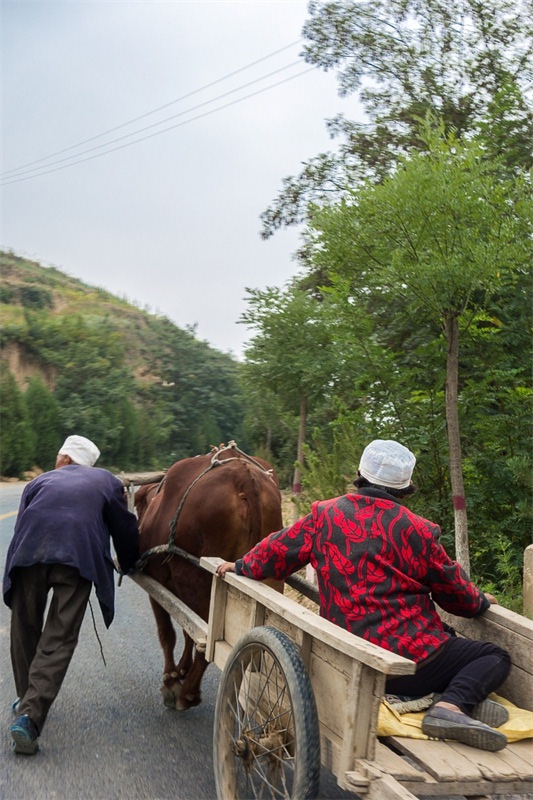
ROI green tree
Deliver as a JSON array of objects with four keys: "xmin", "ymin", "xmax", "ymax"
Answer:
[
  {"xmin": 239, "ymin": 376, "xmax": 299, "ymax": 487},
  {"xmin": 261, "ymin": 0, "xmax": 533, "ymax": 236},
  {"xmin": 32, "ymin": 314, "xmax": 138, "ymax": 462},
  {"xmin": 24, "ymin": 377, "xmax": 62, "ymax": 470},
  {"xmin": 0, "ymin": 364, "xmax": 34, "ymax": 477},
  {"xmin": 241, "ymin": 281, "xmax": 337, "ymax": 516},
  {"xmin": 308, "ymin": 129, "xmax": 532, "ymax": 571},
  {"xmin": 0, "ymin": 251, "xmax": 256, "ymax": 472},
  {"xmin": 104, "ymin": 397, "xmax": 141, "ymax": 470},
  {"xmin": 152, "ymin": 322, "xmax": 247, "ymax": 462}
]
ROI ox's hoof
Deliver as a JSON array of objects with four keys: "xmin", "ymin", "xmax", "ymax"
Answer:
[
  {"xmin": 161, "ymin": 687, "xmax": 175, "ymax": 707},
  {"xmin": 175, "ymin": 692, "xmax": 202, "ymax": 711},
  {"xmin": 161, "ymin": 681, "xmax": 181, "ymax": 708},
  {"xmin": 161, "ymin": 671, "xmax": 183, "ymax": 707}
]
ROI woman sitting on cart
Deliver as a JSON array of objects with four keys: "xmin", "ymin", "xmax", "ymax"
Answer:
[{"xmin": 217, "ymin": 438, "xmax": 511, "ymax": 753}]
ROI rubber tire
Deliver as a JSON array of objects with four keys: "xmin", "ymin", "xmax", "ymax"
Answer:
[{"xmin": 214, "ymin": 626, "xmax": 320, "ymax": 800}]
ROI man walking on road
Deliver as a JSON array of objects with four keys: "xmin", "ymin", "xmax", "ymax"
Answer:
[{"xmin": 3, "ymin": 435, "xmax": 140, "ymax": 755}]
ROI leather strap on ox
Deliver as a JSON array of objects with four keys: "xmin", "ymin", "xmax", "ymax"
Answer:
[{"xmin": 133, "ymin": 441, "xmax": 275, "ymax": 572}]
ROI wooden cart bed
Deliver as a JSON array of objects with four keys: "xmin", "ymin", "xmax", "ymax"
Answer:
[{"xmin": 200, "ymin": 557, "xmax": 533, "ymax": 800}]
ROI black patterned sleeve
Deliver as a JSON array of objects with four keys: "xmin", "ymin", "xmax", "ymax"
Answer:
[{"xmin": 427, "ymin": 538, "xmax": 490, "ymax": 616}]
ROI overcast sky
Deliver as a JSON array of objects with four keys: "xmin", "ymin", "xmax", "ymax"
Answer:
[{"xmin": 2, "ymin": 1, "xmax": 362, "ymax": 358}]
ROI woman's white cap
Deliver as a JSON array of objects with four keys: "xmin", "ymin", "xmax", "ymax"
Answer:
[
  {"xmin": 359, "ymin": 439, "xmax": 416, "ymax": 489},
  {"xmin": 58, "ymin": 435, "xmax": 100, "ymax": 467}
]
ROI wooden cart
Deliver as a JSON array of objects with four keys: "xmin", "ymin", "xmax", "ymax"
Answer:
[{"xmin": 129, "ymin": 557, "xmax": 533, "ymax": 799}]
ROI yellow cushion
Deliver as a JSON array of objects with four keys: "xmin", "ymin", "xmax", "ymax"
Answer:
[{"xmin": 378, "ymin": 693, "xmax": 533, "ymax": 742}]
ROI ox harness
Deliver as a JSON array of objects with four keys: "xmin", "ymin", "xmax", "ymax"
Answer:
[{"xmin": 127, "ymin": 441, "xmax": 276, "ymax": 576}]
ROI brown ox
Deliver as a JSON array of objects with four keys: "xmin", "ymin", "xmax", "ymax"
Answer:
[{"xmin": 135, "ymin": 444, "xmax": 283, "ymax": 711}]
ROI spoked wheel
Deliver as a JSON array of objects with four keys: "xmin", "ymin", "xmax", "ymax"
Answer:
[{"xmin": 214, "ymin": 626, "xmax": 320, "ymax": 800}]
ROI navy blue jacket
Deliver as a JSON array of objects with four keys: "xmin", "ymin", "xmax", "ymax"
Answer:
[{"xmin": 3, "ymin": 465, "xmax": 140, "ymax": 627}]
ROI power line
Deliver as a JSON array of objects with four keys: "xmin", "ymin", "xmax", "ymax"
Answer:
[
  {"xmin": 1, "ymin": 67, "xmax": 315, "ymax": 186},
  {"xmin": 3, "ymin": 59, "xmax": 304, "ymax": 181},
  {"xmin": 1, "ymin": 39, "xmax": 302, "ymax": 178}
]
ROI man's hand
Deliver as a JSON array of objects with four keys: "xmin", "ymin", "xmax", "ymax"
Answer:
[
  {"xmin": 217, "ymin": 561, "xmax": 236, "ymax": 578},
  {"xmin": 485, "ymin": 592, "xmax": 499, "ymax": 605}
]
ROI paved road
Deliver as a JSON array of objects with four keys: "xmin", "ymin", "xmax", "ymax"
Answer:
[{"xmin": 0, "ymin": 481, "xmax": 354, "ymax": 800}]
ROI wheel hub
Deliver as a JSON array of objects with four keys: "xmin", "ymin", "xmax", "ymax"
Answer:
[{"xmin": 233, "ymin": 729, "xmax": 285, "ymax": 766}]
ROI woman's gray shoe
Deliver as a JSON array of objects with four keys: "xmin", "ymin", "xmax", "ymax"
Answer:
[
  {"xmin": 422, "ymin": 706, "xmax": 507, "ymax": 751},
  {"xmin": 471, "ymin": 698, "xmax": 509, "ymax": 728},
  {"xmin": 432, "ymin": 695, "xmax": 509, "ymax": 728}
]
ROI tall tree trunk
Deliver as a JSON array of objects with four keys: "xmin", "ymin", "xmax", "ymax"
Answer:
[
  {"xmin": 292, "ymin": 393, "xmax": 307, "ymax": 522},
  {"xmin": 444, "ymin": 314, "xmax": 470, "ymax": 574},
  {"xmin": 292, "ymin": 394, "xmax": 316, "ymax": 584}
]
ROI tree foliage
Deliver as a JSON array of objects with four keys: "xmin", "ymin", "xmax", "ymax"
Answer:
[
  {"xmin": 0, "ymin": 362, "xmax": 34, "ymax": 477},
  {"xmin": 144, "ymin": 320, "xmax": 247, "ymax": 463},
  {"xmin": 24, "ymin": 377, "xmax": 62, "ymax": 471},
  {"xmin": 0, "ymin": 252, "xmax": 249, "ymax": 474},
  {"xmin": 240, "ymin": 281, "xmax": 340, "ymax": 501},
  {"xmin": 261, "ymin": 0, "xmax": 533, "ymax": 236},
  {"xmin": 295, "ymin": 130, "xmax": 532, "ymax": 579},
  {"xmin": 241, "ymin": 282, "xmax": 336, "ymax": 412},
  {"xmin": 250, "ymin": 1, "xmax": 533, "ymax": 598}
]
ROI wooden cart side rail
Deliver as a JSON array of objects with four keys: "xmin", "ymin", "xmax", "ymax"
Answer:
[
  {"xmin": 128, "ymin": 572, "xmax": 208, "ymax": 651},
  {"xmin": 118, "ymin": 471, "xmax": 167, "ymax": 486},
  {"xmin": 117, "ymin": 472, "xmax": 166, "ymax": 512},
  {"xmin": 438, "ymin": 604, "xmax": 533, "ymax": 710},
  {"xmin": 440, "ymin": 602, "xmax": 533, "ymax": 641},
  {"xmin": 200, "ymin": 556, "xmax": 416, "ymax": 677}
]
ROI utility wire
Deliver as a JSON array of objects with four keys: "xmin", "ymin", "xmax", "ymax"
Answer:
[
  {"xmin": 1, "ymin": 39, "xmax": 302, "ymax": 178},
  {"xmin": 1, "ymin": 67, "xmax": 315, "ymax": 186},
  {"xmin": 3, "ymin": 59, "xmax": 304, "ymax": 181}
]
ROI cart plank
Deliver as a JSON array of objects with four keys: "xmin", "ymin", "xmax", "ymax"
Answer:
[
  {"xmin": 497, "ymin": 738, "xmax": 533, "ymax": 772},
  {"xmin": 372, "ymin": 742, "xmax": 426, "ymax": 781},
  {"xmin": 445, "ymin": 741, "xmax": 521, "ymax": 780},
  {"xmin": 362, "ymin": 765, "xmax": 421, "ymax": 800},
  {"xmin": 129, "ymin": 572, "xmax": 208, "ymax": 646},
  {"xmin": 384, "ymin": 737, "xmax": 484, "ymax": 781},
  {"xmin": 384, "ymin": 735, "xmax": 533, "ymax": 787},
  {"xmin": 400, "ymin": 776, "xmax": 533, "ymax": 797}
]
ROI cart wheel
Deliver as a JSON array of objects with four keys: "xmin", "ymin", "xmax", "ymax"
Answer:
[{"xmin": 214, "ymin": 626, "xmax": 320, "ymax": 800}]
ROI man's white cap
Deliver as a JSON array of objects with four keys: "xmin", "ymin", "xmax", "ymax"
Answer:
[
  {"xmin": 59, "ymin": 435, "xmax": 100, "ymax": 467},
  {"xmin": 359, "ymin": 439, "xmax": 416, "ymax": 489}
]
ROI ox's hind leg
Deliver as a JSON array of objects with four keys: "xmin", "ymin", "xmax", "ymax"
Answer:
[
  {"xmin": 176, "ymin": 631, "xmax": 194, "ymax": 680},
  {"xmin": 176, "ymin": 649, "xmax": 209, "ymax": 711},
  {"xmin": 149, "ymin": 598, "xmax": 182, "ymax": 708}
]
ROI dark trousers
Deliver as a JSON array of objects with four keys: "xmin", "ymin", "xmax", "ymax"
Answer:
[
  {"xmin": 386, "ymin": 635, "xmax": 511, "ymax": 715},
  {"xmin": 10, "ymin": 563, "xmax": 92, "ymax": 733}
]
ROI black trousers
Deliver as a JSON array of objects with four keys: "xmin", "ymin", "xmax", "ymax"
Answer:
[
  {"xmin": 385, "ymin": 635, "xmax": 511, "ymax": 715},
  {"xmin": 10, "ymin": 563, "xmax": 92, "ymax": 733}
]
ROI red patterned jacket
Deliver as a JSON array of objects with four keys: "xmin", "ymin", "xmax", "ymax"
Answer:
[{"xmin": 235, "ymin": 487, "xmax": 489, "ymax": 664}]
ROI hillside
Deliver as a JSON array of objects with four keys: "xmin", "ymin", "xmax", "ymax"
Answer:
[
  {"xmin": 0, "ymin": 250, "xmax": 247, "ymax": 474},
  {"xmin": 0, "ymin": 250, "xmax": 206, "ymax": 390}
]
